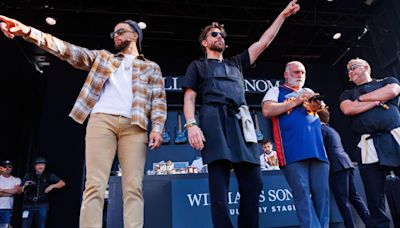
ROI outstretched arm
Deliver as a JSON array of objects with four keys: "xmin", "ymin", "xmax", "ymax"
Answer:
[
  {"xmin": 248, "ymin": 0, "xmax": 300, "ymax": 64},
  {"xmin": 1, "ymin": 15, "xmax": 97, "ymax": 71},
  {"xmin": 0, "ymin": 15, "xmax": 31, "ymax": 38}
]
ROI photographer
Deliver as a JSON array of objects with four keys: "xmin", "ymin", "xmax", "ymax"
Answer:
[{"xmin": 20, "ymin": 157, "xmax": 65, "ymax": 228}]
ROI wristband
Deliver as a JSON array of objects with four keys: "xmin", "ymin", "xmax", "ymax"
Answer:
[{"xmin": 184, "ymin": 119, "xmax": 197, "ymax": 128}]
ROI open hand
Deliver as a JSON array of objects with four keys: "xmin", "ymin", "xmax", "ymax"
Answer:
[{"xmin": 0, "ymin": 15, "xmax": 31, "ymax": 39}]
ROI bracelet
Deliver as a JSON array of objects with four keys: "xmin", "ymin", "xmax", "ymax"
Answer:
[{"xmin": 184, "ymin": 119, "xmax": 197, "ymax": 128}]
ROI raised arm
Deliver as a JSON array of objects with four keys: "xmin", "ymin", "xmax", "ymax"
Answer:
[
  {"xmin": 1, "ymin": 15, "xmax": 97, "ymax": 71},
  {"xmin": 0, "ymin": 15, "xmax": 31, "ymax": 38},
  {"xmin": 248, "ymin": 0, "xmax": 300, "ymax": 64}
]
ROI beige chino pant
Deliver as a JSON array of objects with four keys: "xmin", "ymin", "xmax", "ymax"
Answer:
[{"xmin": 79, "ymin": 113, "xmax": 147, "ymax": 228}]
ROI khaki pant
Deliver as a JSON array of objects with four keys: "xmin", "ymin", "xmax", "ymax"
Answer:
[{"xmin": 79, "ymin": 113, "xmax": 147, "ymax": 228}]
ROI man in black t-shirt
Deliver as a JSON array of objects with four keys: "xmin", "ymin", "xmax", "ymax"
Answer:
[
  {"xmin": 339, "ymin": 58, "xmax": 400, "ymax": 228},
  {"xmin": 182, "ymin": 1, "xmax": 300, "ymax": 228},
  {"xmin": 20, "ymin": 157, "xmax": 65, "ymax": 228}
]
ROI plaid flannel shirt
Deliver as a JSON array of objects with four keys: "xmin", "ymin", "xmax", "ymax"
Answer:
[{"xmin": 23, "ymin": 27, "xmax": 167, "ymax": 133}]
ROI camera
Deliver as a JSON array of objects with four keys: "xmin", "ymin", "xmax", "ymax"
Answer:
[{"xmin": 25, "ymin": 180, "xmax": 36, "ymax": 186}]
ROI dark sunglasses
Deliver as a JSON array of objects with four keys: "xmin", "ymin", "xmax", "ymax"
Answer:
[
  {"xmin": 346, "ymin": 64, "xmax": 363, "ymax": 73},
  {"xmin": 207, "ymin": 31, "xmax": 227, "ymax": 39},
  {"xmin": 110, "ymin": 28, "xmax": 135, "ymax": 39}
]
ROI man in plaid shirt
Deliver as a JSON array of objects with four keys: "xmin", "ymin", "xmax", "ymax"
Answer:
[{"xmin": 0, "ymin": 15, "xmax": 167, "ymax": 228}]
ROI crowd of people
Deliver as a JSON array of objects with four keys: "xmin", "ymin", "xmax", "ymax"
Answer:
[
  {"xmin": 1, "ymin": 0, "xmax": 400, "ymax": 227},
  {"xmin": 0, "ymin": 157, "xmax": 65, "ymax": 228}
]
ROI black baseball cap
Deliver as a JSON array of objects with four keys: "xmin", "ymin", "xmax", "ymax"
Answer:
[
  {"xmin": 2, "ymin": 160, "xmax": 13, "ymax": 167},
  {"xmin": 33, "ymin": 157, "xmax": 47, "ymax": 165}
]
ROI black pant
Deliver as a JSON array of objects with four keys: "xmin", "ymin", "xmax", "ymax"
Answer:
[
  {"xmin": 385, "ymin": 169, "xmax": 400, "ymax": 228},
  {"xmin": 359, "ymin": 163, "xmax": 391, "ymax": 228},
  {"xmin": 208, "ymin": 159, "xmax": 262, "ymax": 228},
  {"xmin": 330, "ymin": 169, "xmax": 370, "ymax": 228}
]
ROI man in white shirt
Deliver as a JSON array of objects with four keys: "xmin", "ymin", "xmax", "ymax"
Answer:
[
  {"xmin": 0, "ymin": 160, "xmax": 21, "ymax": 227},
  {"xmin": 259, "ymin": 139, "xmax": 279, "ymax": 171},
  {"xmin": 0, "ymin": 16, "xmax": 167, "ymax": 228}
]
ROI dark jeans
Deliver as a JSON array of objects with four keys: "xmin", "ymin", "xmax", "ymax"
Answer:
[
  {"xmin": 0, "ymin": 209, "xmax": 12, "ymax": 225},
  {"xmin": 208, "ymin": 159, "xmax": 263, "ymax": 228},
  {"xmin": 21, "ymin": 205, "xmax": 48, "ymax": 228}
]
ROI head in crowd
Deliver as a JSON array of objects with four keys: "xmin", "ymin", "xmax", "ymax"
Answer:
[
  {"xmin": 110, "ymin": 20, "xmax": 143, "ymax": 52},
  {"xmin": 261, "ymin": 138, "xmax": 273, "ymax": 153},
  {"xmin": 1, "ymin": 160, "xmax": 13, "ymax": 176},
  {"xmin": 198, "ymin": 22, "xmax": 227, "ymax": 54},
  {"xmin": 317, "ymin": 108, "xmax": 330, "ymax": 124},
  {"xmin": 346, "ymin": 58, "xmax": 372, "ymax": 85},
  {"xmin": 284, "ymin": 61, "xmax": 306, "ymax": 90},
  {"xmin": 33, "ymin": 157, "xmax": 47, "ymax": 174}
]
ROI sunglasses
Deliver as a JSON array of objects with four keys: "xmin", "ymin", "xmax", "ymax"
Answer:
[
  {"xmin": 347, "ymin": 64, "xmax": 364, "ymax": 73},
  {"xmin": 110, "ymin": 28, "xmax": 135, "ymax": 39},
  {"xmin": 207, "ymin": 31, "xmax": 227, "ymax": 39}
]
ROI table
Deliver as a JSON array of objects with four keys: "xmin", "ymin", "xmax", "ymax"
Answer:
[{"xmin": 106, "ymin": 170, "xmax": 352, "ymax": 228}]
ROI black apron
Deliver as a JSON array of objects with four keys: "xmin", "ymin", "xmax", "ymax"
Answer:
[{"xmin": 198, "ymin": 60, "xmax": 259, "ymax": 164}]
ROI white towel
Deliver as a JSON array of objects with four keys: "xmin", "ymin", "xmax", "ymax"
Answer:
[
  {"xmin": 390, "ymin": 127, "xmax": 400, "ymax": 146},
  {"xmin": 358, "ymin": 127, "xmax": 400, "ymax": 164},
  {"xmin": 358, "ymin": 134, "xmax": 379, "ymax": 164},
  {"xmin": 236, "ymin": 105, "xmax": 257, "ymax": 143}
]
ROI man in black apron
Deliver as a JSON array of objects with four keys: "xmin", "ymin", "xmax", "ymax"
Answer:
[{"xmin": 182, "ymin": 1, "xmax": 300, "ymax": 227}]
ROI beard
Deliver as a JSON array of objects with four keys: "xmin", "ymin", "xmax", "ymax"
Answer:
[
  {"xmin": 287, "ymin": 77, "xmax": 305, "ymax": 89},
  {"xmin": 209, "ymin": 41, "xmax": 225, "ymax": 52},
  {"xmin": 114, "ymin": 40, "xmax": 132, "ymax": 52}
]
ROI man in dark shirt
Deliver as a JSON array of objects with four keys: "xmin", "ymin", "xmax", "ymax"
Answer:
[
  {"xmin": 20, "ymin": 157, "xmax": 65, "ymax": 228},
  {"xmin": 182, "ymin": 1, "xmax": 300, "ymax": 227},
  {"xmin": 340, "ymin": 58, "xmax": 400, "ymax": 228},
  {"xmin": 318, "ymin": 109, "xmax": 370, "ymax": 228}
]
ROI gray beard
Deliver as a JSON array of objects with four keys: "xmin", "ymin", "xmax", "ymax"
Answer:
[{"xmin": 114, "ymin": 40, "xmax": 132, "ymax": 52}]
